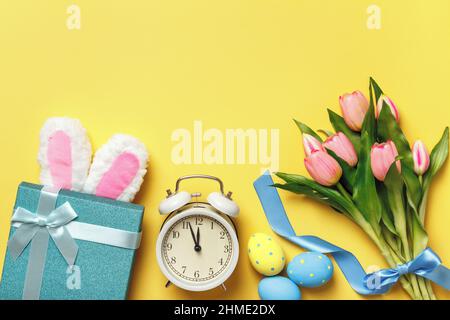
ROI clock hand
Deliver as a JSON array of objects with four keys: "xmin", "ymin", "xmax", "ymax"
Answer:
[
  {"xmin": 196, "ymin": 227, "xmax": 200, "ymax": 246},
  {"xmin": 195, "ymin": 226, "xmax": 202, "ymax": 252},
  {"xmin": 188, "ymin": 222, "xmax": 198, "ymax": 246},
  {"xmin": 188, "ymin": 222, "xmax": 202, "ymax": 252}
]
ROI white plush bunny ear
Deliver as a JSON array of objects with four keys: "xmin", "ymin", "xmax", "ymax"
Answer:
[
  {"xmin": 38, "ymin": 117, "xmax": 92, "ymax": 191},
  {"xmin": 83, "ymin": 134, "xmax": 148, "ymax": 202}
]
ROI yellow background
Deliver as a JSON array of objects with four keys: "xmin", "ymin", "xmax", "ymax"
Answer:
[{"xmin": 0, "ymin": 0, "xmax": 449, "ymax": 300}]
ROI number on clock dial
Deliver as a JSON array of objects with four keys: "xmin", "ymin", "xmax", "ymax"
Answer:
[{"xmin": 162, "ymin": 215, "xmax": 233, "ymax": 283}]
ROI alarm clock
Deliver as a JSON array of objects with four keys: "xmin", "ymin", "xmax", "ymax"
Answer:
[{"xmin": 156, "ymin": 174, "xmax": 240, "ymax": 292}]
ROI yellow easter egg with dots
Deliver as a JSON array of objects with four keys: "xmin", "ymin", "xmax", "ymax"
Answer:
[{"xmin": 248, "ymin": 233, "xmax": 285, "ymax": 276}]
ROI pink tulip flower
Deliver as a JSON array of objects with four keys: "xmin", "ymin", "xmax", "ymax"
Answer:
[
  {"xmin": 412, "ymin": 140, "xmax": 430, "ymax": 176},
  {"xmin": 304, "ymin": 150, "xmax": 342, "ymax": 186},
  {"xmin": 370, "ymin": 140, "xmax": 401, "ymax": 181},
  {"xmin": 323, "ymin": 132, "xmax": 358, "ymax": 167},
  {"xmin": 376, "ymin": 95, "xmax": 399, "ymax": 122},
  {"xmin": 303, "ymin": 134, "xmax": 325, "ymax": 157},
  {"xmin": 339, "ymin": 91, "xmax": 369, "ymax": 132}
]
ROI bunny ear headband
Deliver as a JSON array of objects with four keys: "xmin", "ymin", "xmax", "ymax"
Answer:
[{"xmin": 38, "ymin": 117, "xmax": 148, "ymax": 202}]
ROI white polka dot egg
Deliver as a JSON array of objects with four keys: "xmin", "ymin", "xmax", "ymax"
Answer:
[
  {"xmin": 287, "ymin": 252, "xmax": 334, "ymax": 288},
  {"xmin": 248, "ymin": 233, "xmax": 285, "ymax": 276}
]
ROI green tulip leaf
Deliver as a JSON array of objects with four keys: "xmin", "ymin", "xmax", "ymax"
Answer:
[
  {"xmin": 424, "ymin": 127, "xmax": 449, "ymax": 183},
  {"xmin": 369, "ymin": 77, "xmax": 384, "ymax": 103},
  {"xmin": 293, "ymin": 119, "xmax": 323, "ymax": 142},
  {"xmin": 275, "ymin": 172, "xmax": 356, "ymax": 216},
  {"xmin": 327, "ymin": 109, "xmax": 361, "ymax": 151},
  {"xmin": 384, "ymin": 164, "xmax": 405, "ymax": 209},
  {"xmin": 361, "ymin": 82, "xmax": 377, "ymax": 143},
  {"xmin": 401, "ymin": 165, "xmax": 422, "ymax": 210},
  {"xmin": 410, "ymin": 206, "xmax": 428, "ymax": 257},
  {"xmin": 383, "ymin": 163, "xmax": 413, "ymax": 257},
  {"xmin": 419, "ymin": 127, "xmax": 449, "ymax": 222},
  {"xmin": 273, "ymin": 183, "xmax": 347, "ymax": 215},
  {"xmin": 318, "ymin": 129, "xmax": 334, "ymax": 137},
  {"xmin": 381, "ymin": 225, "xmax": 403, "ymax": 260},
  {"xmin": 401, "ymin": 166, "xmax": 428, "ymax": 256},
  {"xmin": 352, "ymin": 131, "xmax": 382, "ymax": 232},
  {"xmin": 377, "ymin": 183, "xmax": 399, "ymax": 236}
]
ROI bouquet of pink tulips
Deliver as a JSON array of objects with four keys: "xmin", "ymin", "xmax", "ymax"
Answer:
[{"xmin": 275, "ymin": 78, "xmax": 449, "ymax": 300}]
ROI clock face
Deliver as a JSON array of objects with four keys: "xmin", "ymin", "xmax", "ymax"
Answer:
[{"xmin": 157, "ymin": 207, "xmax": 239, "ymax": 291}]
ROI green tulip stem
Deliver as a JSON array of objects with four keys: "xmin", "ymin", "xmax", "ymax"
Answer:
[
  {"xmin": 351, "ymin": 217, "xmax": 418, "ymax": 299},
  {"xmin": 417, "ymin": 277, "xmax": 431, "ymax": 300},
  {"xmin": 426, "ymin": 280, "xmax": 437, "ymax": 300},
  {"xmin": 373, "ymin": 231, "xmax": 419, "ymax": 299},
  {"xmin": 336, "ymin": 182, "xmax": 353, "ymax": 202},
  {"xmin": 417, "ymin": 175, "xmax": 436, "ymax": 299}
]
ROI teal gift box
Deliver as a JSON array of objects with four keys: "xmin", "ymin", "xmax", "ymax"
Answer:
[{"xmin": 0, "ymin": 182, "xmax": 144, "ymax": 300}]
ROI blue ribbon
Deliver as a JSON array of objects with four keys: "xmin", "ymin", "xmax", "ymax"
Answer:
[
  {"xmin": 364, "ymin": 248, "xmax": 446, "ymax": 291},
  {"xmin": 254, "ymin": 172, "xmax": 450, "ymax": 295}
]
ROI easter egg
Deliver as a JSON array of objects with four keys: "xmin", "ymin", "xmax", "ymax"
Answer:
[
  {"xmin": 248, "ymin": 233, "xmax": 285, "ymax": 276},
  {"xmin": 287, "ymin": 252, "xmax": 334, "ymax": 288},
  {"xmin": 258, "ymin": 276, "xmax": 302, "ymax": 300}
]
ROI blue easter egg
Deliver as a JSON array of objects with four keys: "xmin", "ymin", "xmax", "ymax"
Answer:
[
  {"xmin": 258, "ymin": 276, "xmax": 302, "ymax": 300},
  {"xmin": 287, "ymin": 252, "xmax": 334, "ymax": 288}
]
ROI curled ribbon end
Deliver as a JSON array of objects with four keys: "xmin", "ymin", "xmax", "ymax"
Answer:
[{"xmin": 68, "ymin": 247, "xmax": 79, "ymax": 266}]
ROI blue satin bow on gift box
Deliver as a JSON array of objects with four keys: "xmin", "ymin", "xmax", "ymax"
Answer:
[
  {"xmin": 8, "ymin": 201, "xmax": 79, "ymax": 266},
  {"xmin": 254, "ymin": 172, "xmax": 450, "ymax": 295}
]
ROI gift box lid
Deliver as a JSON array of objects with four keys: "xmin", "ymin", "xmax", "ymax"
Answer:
[{"xmin": 0, "ymin": 182, "xmax": 145, "ymax": 300}]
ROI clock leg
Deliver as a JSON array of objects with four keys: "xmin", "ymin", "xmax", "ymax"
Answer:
[
  {"xmin": 165, "ymin": 280, "xmax": 172, "ymax": 288},
  {"xmin": 221, "ymin": 284, "xmax": 227, "ymax": 291}
]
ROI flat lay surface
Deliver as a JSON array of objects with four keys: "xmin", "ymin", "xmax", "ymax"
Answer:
[{"xmin": 0, "ymin": 1, "xmax": 449, "ymax": 299}]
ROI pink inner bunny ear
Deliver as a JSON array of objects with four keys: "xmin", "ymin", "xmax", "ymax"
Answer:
[
  {"xmin": 94, "ymin": 152, "xmax": 140, "ymax": 199},
  {"xmin": 47, "ymin": 130, "xmax": 73, "ymax": 190}
]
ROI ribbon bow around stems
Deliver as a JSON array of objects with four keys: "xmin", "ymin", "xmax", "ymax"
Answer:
[
  {"xmin": 364, "ymin": 248, "xmax": 444, "ymax": 290},
  {"xmin": 8, "ymin": 201, "xmax": 79, "ymax": 266}
]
